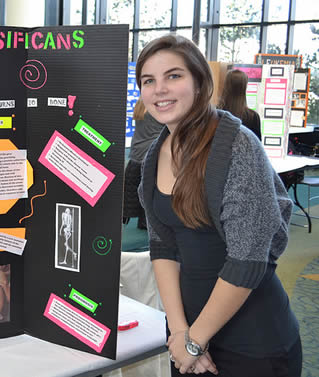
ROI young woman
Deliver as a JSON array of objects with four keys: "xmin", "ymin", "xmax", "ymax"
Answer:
[
  {"xmin": 136, "ymin": 34, "xmax": 302, "ymax": 376},
  {"xmin": 218, "ymin": 69, "xmax": 261, "ymax": 140}
]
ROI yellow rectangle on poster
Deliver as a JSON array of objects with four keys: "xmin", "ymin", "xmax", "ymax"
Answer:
[{"xmin": 0, "ymin": 117, "xmax": 12, "ymax": 129}]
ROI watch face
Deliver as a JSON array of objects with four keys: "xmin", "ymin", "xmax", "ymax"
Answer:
[{"xmin": 186, "ymin": 341, "xmax": 201, "ymax": 356}]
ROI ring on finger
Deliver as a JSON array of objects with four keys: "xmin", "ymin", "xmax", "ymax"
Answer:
[{"xmin": 169, "ymin": 353, "xmax": 175, "ymax": 362}]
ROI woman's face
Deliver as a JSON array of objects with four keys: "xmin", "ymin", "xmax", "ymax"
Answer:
[{"xmin": 140, "ymin": 50, "xmax": 196, "ymax": 132}]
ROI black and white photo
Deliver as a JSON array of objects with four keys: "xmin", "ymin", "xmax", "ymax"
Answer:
[{"xmin": 55, "ymin": 203, "xmax": 81, "ymax": 272}]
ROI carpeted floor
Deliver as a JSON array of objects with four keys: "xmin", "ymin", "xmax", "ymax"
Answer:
[
  {"xmin": 276, "ymin": 183, "xmax": 319, "ymax": 377},
  {"xmin": 121, "ymin": 172, "xmax": 319, "ymax": 377},
  {"xmin": 290, "ymin": 255, "xmax": 319, "ymax": 377}
]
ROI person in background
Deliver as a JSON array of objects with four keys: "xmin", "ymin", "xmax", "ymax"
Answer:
[
  {"xmin": 123, "ymin": 99, "xmax": 164, "ymax": 229},
  {"xmin": 136, "ymin": 34, "xmax": 301, "ymax": 376},
  {"xmin": 218, "ymin": 69, "xmax": 261, "ymax": 140}
]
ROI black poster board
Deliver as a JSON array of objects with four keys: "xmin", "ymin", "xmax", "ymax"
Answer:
[{"xmin": 0, "ymin": 24, "xmax": 128, "ymax": 359}]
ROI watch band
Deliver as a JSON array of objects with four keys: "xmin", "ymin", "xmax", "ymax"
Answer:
[{"xmin": 184, "ymin": 329, "xmax": 209, "ymax": 356}]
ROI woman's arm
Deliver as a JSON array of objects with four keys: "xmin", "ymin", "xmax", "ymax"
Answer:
[
  {"xmin": 188, "ymin": 278, "xmax": 251, "ymax": 351},
  {"xmin": 172, "ymin": 278, "xmax": 250, "ymax": 374},
  {"xmin": 170, "ymin": 278, "xmax": 252, "ymax": 374},
  {"xmin": 152, "ymin": 259, "xmax": 188, "ymax": 333},
  {"xmin": 154, "ymin": 259, "xmax": 218, "ymax": 375}
]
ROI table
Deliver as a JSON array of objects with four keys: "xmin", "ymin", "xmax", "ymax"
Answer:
[
  {"xmin": 270, "ymin": 155, "xmax": 319, "ymax": 232},
  {"xmin": 289, "ymin": 125, "xmax": 316, "ymax": 134},
  {"xmin": 0, "ymin": 295, "xmax": 167, "ymax": 377},
  {"xmin": 270, "ymin": 155, "xmax": 319, "ymax": 174}
]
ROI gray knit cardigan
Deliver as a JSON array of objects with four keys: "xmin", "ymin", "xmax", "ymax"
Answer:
[{"xmin": 138, "ymin": 110, "xmax": 292, "ymax": 289}]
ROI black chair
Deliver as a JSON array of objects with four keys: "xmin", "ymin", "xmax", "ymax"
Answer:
[
  {"xmin": 279, "ymin": 169, "xmax": 313, "ymax": 233},
  {"xmin": 293, "ymin": 177, "xmax": 319, "ymax": 232}
]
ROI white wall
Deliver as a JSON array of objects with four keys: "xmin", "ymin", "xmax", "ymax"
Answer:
[{"xmin": 5, "ymin": 0, "xmax": 45, "ymax": 27}]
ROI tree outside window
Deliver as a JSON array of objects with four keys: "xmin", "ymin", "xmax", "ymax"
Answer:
[
  {"xmin": 218, "ymin": 0, "xmax": 261, "ymax": 63},
  {"xmin": 293, "ymin": 23, "xmax": 319, "ymax": 125}
]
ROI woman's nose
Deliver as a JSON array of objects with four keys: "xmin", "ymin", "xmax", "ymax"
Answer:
[{"xmin": 154, "ymin": 80, "xmax": 168, "ymax": 94}]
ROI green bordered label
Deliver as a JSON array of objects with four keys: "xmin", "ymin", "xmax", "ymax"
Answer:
[
  {"xmin": 74, "ymin": 118, "xmax": 111, "ymax": 152},
  {"xmin": 69, "ymin": 288, "xmax": 98, "ymax": 313},
  {"xmin": 246, "ymin": 94, "xmax": 257, "ymax": 111},
  {"xmin": 261, "ymin": 119, "xmax": 284, "ymax": 136}
]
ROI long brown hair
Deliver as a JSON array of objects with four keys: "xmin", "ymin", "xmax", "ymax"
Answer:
[
  {"xmin": 136, "ymin": 34, "xmax": 218, "ymax": 228},
  {"xmin": 218, "ymin": 69, "xmax": 249, "ymax": 120},
  {"xmin": 133, "ymin": 98, "xmax": 146, "ymax": 120}
]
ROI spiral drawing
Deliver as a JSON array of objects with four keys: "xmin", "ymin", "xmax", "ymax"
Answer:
[
  {"xmin": 92, "ymin": 236, "xmax": 112, "ymax": 256},
  {"xmin": 19, "ymin": 59, "xmax": 48, "ymax": 90}
]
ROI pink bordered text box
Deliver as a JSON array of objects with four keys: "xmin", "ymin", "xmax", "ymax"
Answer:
[
  {"xmin": 264, "ymin": 78, "xmax": 287, "ymax": 106},
  {"xmin": 38, "ymin": 131, "xmax": 115, "ymax": 206},
  {"xmin": 44, "ymin": 293, "xmax": 111, "ymax": 353}
]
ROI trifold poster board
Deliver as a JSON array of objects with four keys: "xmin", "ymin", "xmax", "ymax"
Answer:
[
  {"xmin": 259, "ymin": 64, "xmax": 294, "ymax": 159},
  {"xmin": 255, "ymin": 53, "xmax": 310, "ymax": 128},
  {"xmin": 0, "ymin": 24, "xmax": 128, "ymax": 359}
]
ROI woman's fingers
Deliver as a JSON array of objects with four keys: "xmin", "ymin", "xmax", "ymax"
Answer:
[{"xmin": 194, "ymin": 353, "xmax": 218, "ymax": 375}]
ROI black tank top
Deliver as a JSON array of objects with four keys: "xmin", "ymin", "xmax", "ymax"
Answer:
[{"xmin": 153, "ymin": 185, "xmax": 299, "ymax": 357}]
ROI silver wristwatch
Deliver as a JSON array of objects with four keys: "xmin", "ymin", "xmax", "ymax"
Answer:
[{"xmin": 184, "ymin": 329, "xmax": 209, "ymax": 357}]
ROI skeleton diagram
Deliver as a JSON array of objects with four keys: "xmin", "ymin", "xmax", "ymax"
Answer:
[{"xmin": 59, "ymin": 207, "xmax": 77, "ymax": 267}]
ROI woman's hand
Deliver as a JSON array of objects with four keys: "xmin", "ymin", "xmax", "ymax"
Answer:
[
  {"xmin": 167, "ymin": 330, "xmax": 218, "ymax": 374},
  {"xmin": 167, "ymin": 330, "xmax": 197, "ymax": 374},
  {"xmin": 187, "ymin": 352, "xmax": 218, "ymax": 375}
]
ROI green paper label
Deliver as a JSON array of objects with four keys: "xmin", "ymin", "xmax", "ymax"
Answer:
[
  {"xmin": 74, "ymin": 118, "xmax": 111, "ymax": 152},
  {"xmin": 69, "ymin": 288, "xmax": 98, "ymax": 313}
]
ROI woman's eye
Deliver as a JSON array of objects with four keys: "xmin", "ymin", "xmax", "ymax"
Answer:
[
  {"xmin": 168, "ymin": 74, "xmax": 180, "ymax": 79},
  {"xmin": 143, "ymin": 78, "xmax": 153, "ymax": 85}
]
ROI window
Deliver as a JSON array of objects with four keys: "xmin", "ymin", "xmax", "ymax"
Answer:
[
  {"xmin": 176, "ymin": 28, "xmax": 193, "ymax": 41},
  {"xmin": 107, "ymin": 0, "xmax": 134, "ymax": 29},
  {"xmin": 177, "ymin": 0, "xmax": 194, "ymax": 27},
  {"xmin": 201, "ymin": 0, "xmax": 208, "ymax": 23},
  {"xmin": 87, "ymin": 0, "xmax": 95, "ymax": 24},
  {"xmin": 199, "ymin": 28, "xmax": 207, "ymax": 56},
  {"xmin": 5, "ymin": 0, "xmax": 45, "ymax": 26},
  {"xmin": 266, "ymin": 24, "xmax": 287, "ymax": 55},
  {"xmin": 295, "ymin": 0, "xmax": 319, "ymax": 21},
  {"xmin": 268, "ymin": 0, "xmax": 289, "ymax": 22},
  {"xmin": 218, "ymin": 25, "xmax": 260, "ymax": 63},
  {"xmin": 219, "ymin": 0, "xmax": 262, "ymax": 24},
  {"xmin": 293, "ymin": 23, "xmax": 319, "ymax": 125},
  {"xmin": 70, "ymin": 0, "xmax": 83, "ymax": 25},
  {"xmin": 140, "ymin": 0, "xmax": 171, "ymax": 28}
]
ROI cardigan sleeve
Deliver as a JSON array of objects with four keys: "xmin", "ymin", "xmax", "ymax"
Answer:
[{"xmin": 218, "ymin": 126, "xmax": 293, "ymax": 289}]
